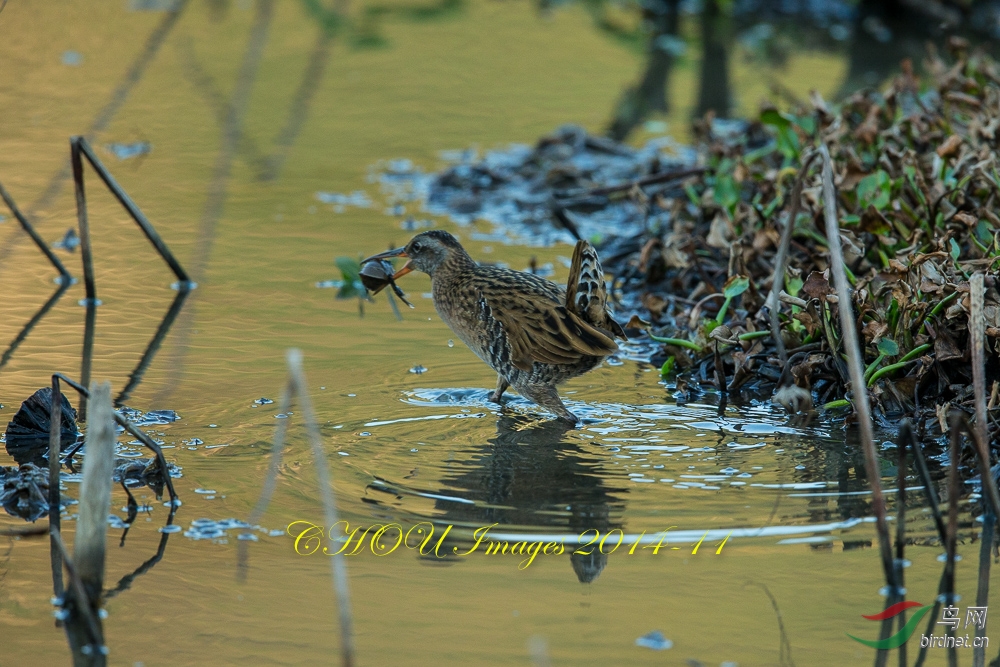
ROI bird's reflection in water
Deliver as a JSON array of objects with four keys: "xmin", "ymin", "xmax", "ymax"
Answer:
[{"xmin": 374, "ymin": 413, "xmax": 629, "ymax": 583}]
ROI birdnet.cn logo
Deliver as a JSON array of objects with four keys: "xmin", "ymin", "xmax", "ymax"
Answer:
[{"xmin": 847, "ymin": 601, "xmax": 989, "ymax": 649}]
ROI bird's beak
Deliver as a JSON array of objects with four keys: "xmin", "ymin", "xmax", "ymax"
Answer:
[{"xmin": 362, "ymin": 247, "xmax": 413, "ymax": 280}]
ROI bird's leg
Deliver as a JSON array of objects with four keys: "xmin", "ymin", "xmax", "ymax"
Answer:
[
  {"xmin": 519, "ymin": 384, "xmax": 579, "ymax": 426},
  {"xmin": 489, "ymin": 376, "xmax": 509, "ymax": 404}
]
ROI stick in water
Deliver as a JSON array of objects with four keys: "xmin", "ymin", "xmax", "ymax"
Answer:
[{"xmin": 820, "ymin": 145, "xmax": 897, "ymax": 594}]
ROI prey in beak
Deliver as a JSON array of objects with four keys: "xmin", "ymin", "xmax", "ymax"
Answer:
[
  {"xmin": 361, "ymin": 247, "xmax": 413, "ymax": 280},
  {"xmin": 359, "ymin": 248, "xmax": 414, "ymax": 307}
]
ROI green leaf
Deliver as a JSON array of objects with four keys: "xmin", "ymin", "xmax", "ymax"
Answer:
[
  {"xmin": 949, "ymin": 237, "xmax": 961, "ymax": 261},
  {"xmin": 685, "ymin": 184, "xmax": 700, "ymax": 206},
  {"xmin": 713, "ymin": 174, "xmax": 740, "ymax": 214},
  {"xmin": 723, "ymin": 275, "xmax": 750, "ymax": 299},
  {"xmin": 760, "ymin": 108, "xmax": 793, "ymax": 129},
  {"xmin": 975, "ymin": 219, "xmax": 992, "ymax": 245},
  {"xmin": 857, "ymin": 171, "xmax": 891, "ymax": 211},
  {"xmin": 659, "ymin": 356, "xmax": 675, "ymax": 376},
  {"xmin": 776, "ymin": 126, "xmax": 800, "ymax": 160},
  {"xmin": 792, "ymin": 114, "xmax": 816, "ymax": 135},
  {"xmin": 877, "ymin": 338, "xmax": 899, "ymax": 356},
  {"xmin": 785, "ymin": 275, "xmax": 803, "ymax": 298},
  {"xmin": 335, "ymin": 256, "xmax": 363, "ymax": 300},
  {"xmin": 336, "ymin": 282, "xmax": 362, "ymax": 300},
  {"xmin": 336, "ymin": 256, "xmax": 361, "ymax": 282}
]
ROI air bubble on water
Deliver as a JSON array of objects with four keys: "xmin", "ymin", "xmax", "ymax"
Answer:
[{"xmin": 448, "ymin": 340, "xmax": 454, "ymax": 347}]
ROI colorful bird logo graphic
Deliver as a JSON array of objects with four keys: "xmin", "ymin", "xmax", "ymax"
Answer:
[{"xmin": 847, "ymin": 601, "xmax": 933, "ymax": 649}]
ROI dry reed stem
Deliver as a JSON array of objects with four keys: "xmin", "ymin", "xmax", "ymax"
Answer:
[
  {"xmin": 766, "ymin": 151, "xmax": 816, "ymax": 366},
  {"xmin": 969, "ymin": 274, "xmax": 1000, "ymax": 519},
  {"xmin": 49, "ymin": 376, "xmax": 65, "ymax": 597},
  {"xmin": 75, "ymin": 382, "xmax": 114, "ymax": 598},
  {"xmin": 286, "ymin": 349, "xmax": 355, "ymax": 667},
  {"xmin": 236, "ymin": 374, "xmax": 293, "ymax": 580},
  {"xmin": 51, "ymin": 529, "xmax": 105, "ymax": 664},
  {"xmin": 820, "ymin": 144, "xmax": 897, "ymax": 590}
]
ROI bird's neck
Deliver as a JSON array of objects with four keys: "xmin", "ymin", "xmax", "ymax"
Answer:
[{"xmin": 429, "ymin": 249, "xmax": 476, "ymax": 279}]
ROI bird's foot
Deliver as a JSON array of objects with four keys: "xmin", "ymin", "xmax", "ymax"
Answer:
[{"xmin": 554, "ymin": 409, "xmax": 580, "ymax": 428}]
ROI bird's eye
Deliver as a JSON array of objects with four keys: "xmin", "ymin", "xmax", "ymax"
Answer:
[{"xmin": 411, "ymin": 242, "xmax": 422, "ymax": 252}]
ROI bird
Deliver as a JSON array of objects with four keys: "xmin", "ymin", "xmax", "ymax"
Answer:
[{"xmin": 362, "ymin": 230, "xmax": 626, "ymax": 424}]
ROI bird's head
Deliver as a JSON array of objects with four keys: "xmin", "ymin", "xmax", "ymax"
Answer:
[{"xmin": 362, "ymin": 230, "xmax": 470, "ymax": 279}]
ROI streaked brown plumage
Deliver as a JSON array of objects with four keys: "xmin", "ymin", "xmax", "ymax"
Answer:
[{"xmin": 363, "ymin": 230, "xmax": 626, "ymax": 423}]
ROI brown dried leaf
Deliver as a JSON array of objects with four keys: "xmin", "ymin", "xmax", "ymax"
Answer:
[
  {"xmin": 854, "ymin": 105, "xmax": 881, "ymax": 145},
  {"xmin": 936, "ymin": 134, "xmax": 963, "ymax": 158},
  {"xmin": 706, "ymin": 213, "xmax": 734, "ymax": 249},
  {"xmin": 801, "ymin": 270, "xmax": 832, "ymax": 300},
  {"xmin": 934, "ymin": 327, "xmax": 963, "ymax": 362},
  {"xmin": 625, "ymin": 314, "xmax": 651, "ymax": 330},
  {"xmin": 863, "ymin": 320, "xmax": 889, "ymax": 344}
]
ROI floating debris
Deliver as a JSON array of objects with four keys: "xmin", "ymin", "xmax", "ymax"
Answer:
[
  {"xmin": 0, "ymin": 463, "xmax": 49, "ymax": 521},
  {"xmin": 185, "ymin": 518, "xmax": 280, "ymax": 541},
  {"xmin": 114, "ymin": 457, "xmax": 182, "ymax": 497},
  {"xmin": 4, "ymin": 387, "xmax": 79, "ymax": 466},
  {"xmin": 253, "ymin": 398, "xmax": 274, "ymax": 405},
  {"xmin": 52, "ymin": 228, "xmax": 80, "ymax": 252},
  {"xmin": 104, "ymin": 141, "xmax": 151, "ymax": 161},
  {"xmin": 116, "ymin": 406, "xmax": 179, "ymax": 426},
  {"xmin": 634, "ymin": 630, "xmax": 673, "ymax": 650}
]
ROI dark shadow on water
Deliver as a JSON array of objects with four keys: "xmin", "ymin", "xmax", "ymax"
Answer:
[
  {"xmin": 115, "ymin": 285, "xmax": 191, "ymax": 406},
  {"xmin": 606, "ymin": 0, "xmax": 681, "ymax": 140},
  {"xmin": 368, "ymin": 412, "xmax": 629, "ymax": 583},
  {"xmin": 0, "ymin": 281, "xmax": 71, "ymax": 373}
]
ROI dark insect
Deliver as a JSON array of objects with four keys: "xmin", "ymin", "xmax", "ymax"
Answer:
[{"xmin": 359, "ymin": 259, "xmax": 414, "ymax": 308}]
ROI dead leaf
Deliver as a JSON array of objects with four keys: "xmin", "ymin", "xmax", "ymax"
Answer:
[
  {"xmin": 934, "ymin": 327, "xmax": 964, "ymax": 362},
  {"xmin": 706, "ymin": 213, "xmax": 734, "ymax": 249},
  {"xmin": 773, "ymin": 385, "xmax": 813, "ymax": 413},
  {"xmin": 937, "ymin": 134, "xmax": 963, "ymax": 158},
  {"xmin": 801, "ymin": 270, "xmax": 832, "ymax": 300},
  {"xmin": 863, "ymin": 320, "xmax": 889, "ymax": 344}
]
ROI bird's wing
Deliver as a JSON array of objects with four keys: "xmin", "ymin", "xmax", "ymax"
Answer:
[
  {"xmin": 566, "ymin": 240, "xmax": 627, "ymax": 340},
  {"xmin": 566, "ymin": 240, "xmax": 607, "ymax": 322},
  {"xmin": 480, "ymin": 272, "xmax": 619, "ymax": 372}
]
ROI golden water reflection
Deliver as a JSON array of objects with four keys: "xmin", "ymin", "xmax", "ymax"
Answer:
[{"xmin": 0, "ymin": 1, "xmax": 991, "ymax": 665}]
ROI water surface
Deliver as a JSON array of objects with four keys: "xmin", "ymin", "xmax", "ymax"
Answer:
[{"xmin": 0, "ymin": 2, "xmax": 989, "ymax": 665}]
